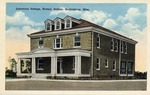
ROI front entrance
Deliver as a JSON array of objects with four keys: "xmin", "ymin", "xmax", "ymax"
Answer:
[{"xmin": 57, "ymin": 58, "xmax": 63, "ymax": 74}]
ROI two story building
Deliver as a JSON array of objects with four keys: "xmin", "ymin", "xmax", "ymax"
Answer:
[{"xmin": 16, "ymin": 15, "xmax": 137, "ymax": 79}]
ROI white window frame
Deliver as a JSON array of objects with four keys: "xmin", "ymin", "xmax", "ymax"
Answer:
[
  {"xmin": 111, "ymin": 38, "xmax": 114, "ymax": 51},
  {"xmin": 53, "ymin": 36, "xmax": 63, "ymax": 49},
  {"xmin": 46, "ymin": 22, "xmax": 51, "ymax": 31},
  {"xmin": 115, "ymin": 40, "xmax": 118, "ymax": 52},
  {"xmin": 97, "ymin": 34, "xmax": 100, "ymax": 49},
  {"xmin": 96, "ymin": 58, "xmax": 100, "ymax": 70},
  {"xmin": 124, "ymin": 42, "xmax": 127, "ymax": 54},
  {"xmin": 105, "ymin": 59, "xmax": 109, "ymax": 68},
  {"xmin": 37, "ymin": 58, "xmax": 44, "ymax": 70},
  {"xmin": 38, "ymin": 38, "xmax": 43, "ymax": 48},
  {"xmin": 112, "ymin": 60, "xmax": 116, "ymax": 71},
  {"xmin": 55, "ymin": 19, "xmax": 61, "ymax": 30},
  {"xmin": 74, "ymin": 35, "xmax": 81, "ymax": 47},
  {"xmin": 65, "ymin": 19, "xmax": 72, "ymax": 29}
]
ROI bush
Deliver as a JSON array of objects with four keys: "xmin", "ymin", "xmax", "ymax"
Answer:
[{"xmin": 5, "ymin": 69, "xmax": 17, "ymax": 78}]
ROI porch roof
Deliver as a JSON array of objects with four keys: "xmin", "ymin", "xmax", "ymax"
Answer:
[{"xmin": 16, "ymin": 48, "xmax": 91, "ymax": 58}]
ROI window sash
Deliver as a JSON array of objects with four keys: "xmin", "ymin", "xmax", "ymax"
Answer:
[
  {"xmin": 38, "ymin": 40, "xmax": 43, "ymax": 47},
  {"xmin": 54, "ymin": 38, "xmax": 62, "ymax": 48},
  {"xmin": 38, "ymin": 59, "xmax": 44, "ymax": 69},
  {"xmin": 111, "ymin": 38, "xmax": 114, "ymax": 51},
  {"xmin": 112, "ymin": 60, "xmax": 116, "ymax": 71},
  {"xmin": 74, "ymin": 36, "xmax": 81, "ymax": 47},
  {"xmin": 66, "ymin": 20, "xmax": 70, "ymax": 28},
  {"xmin": 97, "ymin": 35, "xmax": 100, "ymax": 48},
  {"xmin": 56, "ymin": 21, "xmax": 60, "ymax": 29},
  {"xmin": 47, "ymin": 23, "xmax": 50, "ymax": 30},
  {"xmin": 105, "ymin": 59, "xmax": 108, "ymax": 68},
  {"xmin": 96, "ymin": 58, "xmax": 100, "ymax": 70}
]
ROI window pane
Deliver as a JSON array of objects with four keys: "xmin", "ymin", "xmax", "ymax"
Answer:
[
  {"xmin": 66, "ymin": 20, "xmax": 70, "ymax": 27},
  {"xmin": 56, "ymin": 21, "xmax": 60, "ymax": 29},
  {"xmin": 75, "ymin": 36, "xmax": 80, "ymax": 41}
]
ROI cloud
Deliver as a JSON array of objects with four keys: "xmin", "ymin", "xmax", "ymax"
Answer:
[
  {"xmin": 6, "ymin": 26, "xmax": 41, "ymax": 41},
  {"xmin": 7, "ymin": 11, "xmax": 43, "ymax": 26},
  {"xmin": 103, "ymin": 19, "xmax": 118, "ymax": 29},
  {"xmin": 81, "ymin": 10, "xmax": 110, "ymax": 24},
  {"xmin": 117, "ymin": 7, "xmax": 146, "ymax": 28},
  {"xmin": 50, "ymin": 7, "xmax": 110, "ymax": 24}
]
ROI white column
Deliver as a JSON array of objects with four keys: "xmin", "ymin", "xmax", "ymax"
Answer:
[
  {"xmin": 77, "ymin": 55, "xmax": 81, "ymax": 75},
  {"xmin": 55, "ymin": 56, "xmax": 57, "ymax": 75},
  {"xmin": 32, "ymin": 57, "xmax": 35, "ymax": 74},
  {"xmin": 17, "ymin": 58, "xmax": 21, "ymax": 74},
  {"xmin": 75, "ymin": 56, "xmax": 78, "ymax": 74},
  {"xmin": 51, "ymin": 57, "xmax": 55, "ymax": 76}
]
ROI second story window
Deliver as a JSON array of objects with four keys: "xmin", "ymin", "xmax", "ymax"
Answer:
[
  {"xmin": 54, "ymin": 36, "xmax": 63, "ymax": 49},
  {"xmin": 46, "ymin": 23, "xmax": 51, "ymax": 31},
  {"xmin": 38, "ymin": 38, "xmax": 43, "ymax": 48},
  {"xmin": 97, "ymin": 34, "xmax": 100, "ymax": 48},
  {"xmin": 74, "ymin": 36, "xmax": 81, "ymax": 47},
  {"xmin": 124, "ymin": 42, "xmax": 127, "ymax": 54},
  {"xmin": 115, "ymin": 40, "xmax": 118, "ymax": 52},
  {"xmin": 111, "ymin": 38, "xmax": 114, "ymax": 51},
  {"xmin": 56, "ymin": 21, "xmax": 60, "ymax": 30},
  {"xmin": 66, "ymin": 19, "xmax": 71, "ymax": 28}
]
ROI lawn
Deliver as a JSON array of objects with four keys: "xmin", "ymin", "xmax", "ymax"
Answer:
[{"xmin": 5, "ymin": 79, "xmax": 146, "ymax": 90}]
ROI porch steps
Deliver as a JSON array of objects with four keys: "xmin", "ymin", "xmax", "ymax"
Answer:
[{"xmin": 31, "ymin": 74, "xmax": 47, "ymax": 79}]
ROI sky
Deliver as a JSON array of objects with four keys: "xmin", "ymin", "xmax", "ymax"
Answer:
[{"xmin": 6, "ymin": 3, "xmax": 147, "ymax": 72}]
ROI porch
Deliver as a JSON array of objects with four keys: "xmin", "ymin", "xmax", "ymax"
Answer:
[{"xmin": 16, "ymin": 48, "xmax": 91, "ymax": 78}]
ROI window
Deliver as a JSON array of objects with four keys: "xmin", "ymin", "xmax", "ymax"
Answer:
[
  {"xmin": 124, "ymin": 42, "xmax": 127, "ymax": 54},
  {"xmin": 72, "ymin": 57, "xmax": 75, "ymax": 70},
  {"xmin": 115, "ymin": 40, "xmax": 118, "ymax": 52},
  {"xmin": 38, "ymin": 58, "xmax": 44, "ymax": 70},
  {"xmin": 38, "ymin": 38, "xmax": 43, "ymax": 48},
  {"xmin": 54, "ymin": 37, "xmax": 63, "ymax": 49},
  {"xmin": 96, "ymin": 58, "xmax": 100, "ymax": 70},
  {"xmin": 111, "ymin": 38, "xmax": 114, "ymax": 51},
  {"xmin": 121, "ymin": 41, "xmax": 124, "ymax": 53},
  {"xmin": 120, "ymin": 61, "xmax": 126, "ymax": 74},
  {"xmin": 56, "ymin": 21, "xmax": 60, "ymax": 29},
  {"xmin": 97, "ymin": 34, "xmax": 100, "ymax": 48},
  {"xmin": 127, "ymin": 61, "xmax": 133, "ymax": 74},
  {"xmin": 66, "ymin": 19, "xmax": 71, "ymax": 28},
  {"xmin": 46, "ymin": 23, "xmax": 50, "ymax": 30},
  {"xmin": 105, "ymin": 59, "xmax": 108, "ymax": 68},
  {"xmin": 74, "ymin": 36, "xmax": 81, "ymax": 47},
  {"xmin": 112, "ymin": 60, "xmax": 116, "ymax": 71}
]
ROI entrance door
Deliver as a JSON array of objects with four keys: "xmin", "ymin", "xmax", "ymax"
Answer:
[{"xmin": 57, "ymin": 58, "xmax": 63, "ymax": 74}]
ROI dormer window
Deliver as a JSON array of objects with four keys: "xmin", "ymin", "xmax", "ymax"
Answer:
[
  {"xmin": 46, "ymin": 23, "xmax": 50, "ymax": 30},
  {"xmin": 56, "ymin": 21, "xmax": 60, "ymax": 29},
  {"xmin": 45, "ymin": 19, "xmax": 53, "ymax": 31},
  {"xmin": 65, "ymin": 19, "xmax": 71, "ymax": 29}
]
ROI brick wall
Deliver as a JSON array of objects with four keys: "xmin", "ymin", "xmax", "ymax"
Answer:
[{"xmin": 30, "ymin": 31, "xmax": 92, "ymax": 51}]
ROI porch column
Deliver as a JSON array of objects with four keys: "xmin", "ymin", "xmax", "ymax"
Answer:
[
  {"xmin": 75, "ymin": 55, "xmax": 81, "ymax": 75},
  {"xmin": 51, "ymin": 56, "xmax": 57, "ymax": 76},
  {"xmin": 32, "ymin": 57, "xmax": 35, "ymax": 74},
  {"xmin": 77, "ymin": 55, "xmax": 81, "ymax": 75},
  {"xmin": 17, "ymin": 58, "xmax": 21, "ymax": 74},
  {"xmin": 51, "ymin": 57, "xmax": 55, "ymax": 76}
]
